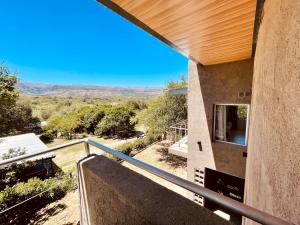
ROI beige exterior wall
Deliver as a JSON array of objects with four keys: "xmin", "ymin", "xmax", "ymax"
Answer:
[
  {"xmin": 244, "ymin": 1, "xmax": 300, "ymax": 224},
  {"xmin": 79, "ymin": 155, "xmax": 230, "ymax": 225},
  {"xmin": 187, "ymin": 59, "xmax": 253, "ymax": 189}
]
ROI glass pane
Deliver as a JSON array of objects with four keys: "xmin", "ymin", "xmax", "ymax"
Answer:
[{"xmin": 214, "ymin": 105, "xmax": 248, "ymax": 145}]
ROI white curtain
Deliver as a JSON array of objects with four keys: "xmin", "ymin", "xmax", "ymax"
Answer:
[{"xmin": 216, "ymin": 105, "xmax": 226, "ymax": 141}]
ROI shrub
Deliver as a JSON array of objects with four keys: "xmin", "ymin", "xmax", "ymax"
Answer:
[
  {"xmin": 116, "ymin": 133, "xmax": 162, "ymax": 156},
  {"xmin": 0, "ymin": 173, "xmax": 76, "ymax": 224},
  {"xmin": 0, "ymin": 161, "xmax": 37, "ymax": 190},
  {"xmin": 145, "ymin": 132, "xmax": 162, "ymax": 144},
  {"xmin": 131, "ymin": 138, "xmax": 147, "ymax": 150},
  {"xmin": 116, "ymin": 142, "xmax": 133, "ymax": 155},
  {"xmin": 39, "ymin": 131, "xmax": 55, "ymax": 143},
  {"xmin": 125, "ymin": 99, "xmax": 147, "ymax": 111},
  {"xmin": 95, "ymin": 106, "xmax": 136, "ymax": 138}
]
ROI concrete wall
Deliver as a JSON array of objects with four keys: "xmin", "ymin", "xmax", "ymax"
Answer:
[
  {"xmin": 79, "ymin": 155, "xmax": 230, "ymax": 225},
  {"xmin": 187, "ymin": 59, "xmax": 253, "ymax": 190},
  {"xmin": 244, "ymin": 1, "xmax": 300, "ymax": 224}
]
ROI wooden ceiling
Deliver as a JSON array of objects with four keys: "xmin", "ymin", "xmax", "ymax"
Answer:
[{"xmin": 98, "ymin": 0, "xmax": 257, "ymax": 65}]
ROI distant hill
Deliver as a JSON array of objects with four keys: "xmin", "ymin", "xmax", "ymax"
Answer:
[{"xmin": 17, "ymin": 82, "xmax": 163, "ymax": 98}]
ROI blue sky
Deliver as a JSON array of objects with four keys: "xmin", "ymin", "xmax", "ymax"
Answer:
[{"xmin": 0, "ymin": 0, "xmax": 188, "ymax": 87}]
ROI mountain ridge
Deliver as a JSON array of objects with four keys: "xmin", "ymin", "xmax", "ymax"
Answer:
[{"xmin": 17, "ymin": 82, "xmax": 163, "ymax": 98}]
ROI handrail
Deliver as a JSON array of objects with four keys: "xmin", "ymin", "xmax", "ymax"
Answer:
[
  {"xmin": 0, "ymin": 138, "xmax": 293, "ymax": 225},
  {"xmin": 87, "ymin": 139, "xmax": 292, "ymax": 225},
  {"xmin": 0, "ymin": 139, "xmax": 85, "ymax": 167}
]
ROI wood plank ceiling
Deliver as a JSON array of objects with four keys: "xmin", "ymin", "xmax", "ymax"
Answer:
[{"xmin": 98, "ymin": 0, "xmax": 257, "ymax": 65}]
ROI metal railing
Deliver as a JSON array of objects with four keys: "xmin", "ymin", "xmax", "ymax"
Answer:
[{"xmin": 0, "ymin": 138, "xmax": 293, "ymax": 225}]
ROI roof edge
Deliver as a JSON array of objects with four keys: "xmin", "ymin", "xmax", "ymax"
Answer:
[{"xmin": 97, "ymin": 0, "xmax": 200, "ymax": 63}]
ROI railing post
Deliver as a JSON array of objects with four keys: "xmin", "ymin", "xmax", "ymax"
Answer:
[{"xmin": 84, "ymin": 139, "xmax": 90, "ymax": 156}]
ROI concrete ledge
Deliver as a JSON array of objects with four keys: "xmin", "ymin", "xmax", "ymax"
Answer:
[
  {"xmin": 80, "ymin": 155, "xmax": 230, "ymax": 225},
  {"xmin": 168, "ymin": 146, "xmax": 188, "ymax": 158}
]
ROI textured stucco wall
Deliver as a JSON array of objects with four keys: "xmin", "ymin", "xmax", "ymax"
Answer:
[
  {"xmin": 244, "ymin": 1, "xmax": 300, "ymax": 224},
  {"xmin": 80, "ymin": 155, "xmax": 230, "ymax": 225},
  {"xmin": 187, "ymin": 59, "xmax": 253, "ymax": 187}
]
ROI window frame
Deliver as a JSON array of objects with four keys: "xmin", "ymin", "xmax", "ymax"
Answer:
[{"xmin": 213, "ymin": 103, "xmax": 250, "ymax": 146}]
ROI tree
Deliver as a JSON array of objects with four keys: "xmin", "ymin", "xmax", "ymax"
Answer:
[
  {"xmin": 138, "ymin": 77, "xmax": 187, "ymax": 135},
  {"xmin": 45, "ymin": 114, "xmax": 79, "ymax": 140},
  {"xmin": 166, "ymin": 75, "xmax": 187, "ymax": 89},
  {"xmin": 76, "ymin": 106, "xmax": 106, "ymax": 134},
  {"xmin": 44, "ymin": 105, "xmax": 108, "ymax": 139},
  {"xmin": 95, "ymin": 106, "xmax": 136, "ymax": 138},
  {"xmin": 8, "ymin": 103, "xmax": 41, "ymax": 133},
  {"xmin": 0, "ymin": 66, "xmax": 19, "ymax": 107},
  {"xmin": 0, "ymin": 65, "xmax": 40, "ymax": 136},
  {"xmin": 0, "ymin": 66, "xmax": 19, "ymax": 135}
]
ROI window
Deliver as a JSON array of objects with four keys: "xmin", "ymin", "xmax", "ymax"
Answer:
[{"xmin": 213, "ymin": 104, "xmax": 249, "ymax": 146}]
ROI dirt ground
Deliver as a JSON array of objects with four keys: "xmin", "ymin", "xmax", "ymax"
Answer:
[
  {"xmin": 29, "ymin": 190, "xmax": 79, "ymax": 225},
  {"xmin": 122, "ymin": 141, "xmax": 189, "ymax": 198}
]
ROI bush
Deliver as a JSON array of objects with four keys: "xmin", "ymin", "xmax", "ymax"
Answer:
[
  {"xmin": 116, "ymin": 133, "xmax": 162, "ymax": 156},
  {"xmin": 131, "ymin": 138, "xmax": 147, "ymax": 150},
  {"xmin": 0, "ymin": 161, "xmax": 37, "ymax": 190},
  {"xmin": 39, "ymin": 131, "xmax": 55, "ymax": 143},
  {"xmin": 95, "ymin": 106, "xmax": 136, "ymax": 138},
  {"xmin": 116, "ymin": 142, "xmax": 133, "ymax": 155},
  {"xmin": 0, "ymin": 173, "xmax": 76, "ymax": 224}
]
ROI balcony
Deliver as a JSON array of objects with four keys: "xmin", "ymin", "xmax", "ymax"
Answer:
[
  {"xmin": 0, "ymin": 139, "xmax": 292, "ymax": 225},
  {"xmin": 168, "ymin": 121, "xmax": 188, "ymax": 158}
]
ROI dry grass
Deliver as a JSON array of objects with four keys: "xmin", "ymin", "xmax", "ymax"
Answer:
[{"xmin": 49, "ymin": 135, "xmax": 138, "ymax": 174}]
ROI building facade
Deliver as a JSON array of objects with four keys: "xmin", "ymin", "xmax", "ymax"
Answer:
[{"xmin": 95, "ymin": 1, "xmax": 299, "ymax": 224}]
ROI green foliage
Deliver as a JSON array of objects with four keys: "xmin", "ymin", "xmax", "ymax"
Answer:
[
  {"xmin": 76, "ymin": 106, "xmax": 106, "ymax": 134},
  {"xmin": 0, "ymin": 66, "xmax": 18, "ymax": 135},
  {"xmin": 3, "ymin": 171, "xmax": 18, "ymax": 188},
  {"xmin": 58, "ymin": 113, "xmax": 81, "ymax": 139},
  {"xmin": 45, "ymin": 114, "xmax": 79, "ymax": 140},
  {"xmin": 116, "ymin": 133, "xmax": 161, "ymax": 155},
  {"xmin": 0, "ymin": 174, "xmax": 75, "ymax": 211},
  {"xmin": 19, "ymin": 95, "xmax": 120, "ymax": 121},
  {"xmin": 0, "ymin": 161, "xmax": 38, "ymax": 190},
  {"xmin": 45, "ymin": 104, "xmax": 137, "ymax": 139},
  {"xmin": 45, "ymin": 105, "xmax": 108, "ymax": 139},
  {"xmin": 138, "ymin": 77, "xmax": 187, "ymax": 135},
  {"xmin": 116, "ymin": 142, "xmax": 133, "ymax": 155},
  {"xmin": 7, "ymin": 103, "xmax": 41, "ymax": 134},
  {"xmin": 124, "ymin": 99, "xmax": 147, "ymax": 111},
  {"xmin": 237, "ymin": 105, "xmax": 248, "ymax": 120},
  {"xmin": 0, "ymin": 173, "xmax": 76, "ymax": 224},
  {"xmin": 166, "ymin": 75, "xmax": 187, "ymax": 89},
  {"xmin": 39, "ymin": 131, "xmax": 55, "ymax": 143},
  {"xmin": 95, "ymin": 106, "xmax": 136, "ymax": 138},
  {"xmin": 0, "ymin": 65, "xmax": 40, "ymax": 136},
  {"xmin": 0, "ymin": 66, "xmax": 19, "ymax": 108}
]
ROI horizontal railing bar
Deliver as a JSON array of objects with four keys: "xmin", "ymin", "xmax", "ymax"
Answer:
[
  {"xmin": 87, "ymin": 139, "xmax": 292, "ymax": 225},
  {"xmin": 0, "ymin": 138, "xmax": 293, "ymax": 225},
  {"xmin": 169, "ymin": 126, "xmax": 188, "ymax": 130},
  {"xmin": 0, "ymin": 139, "xmax": 85, "ymax": 167}
]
